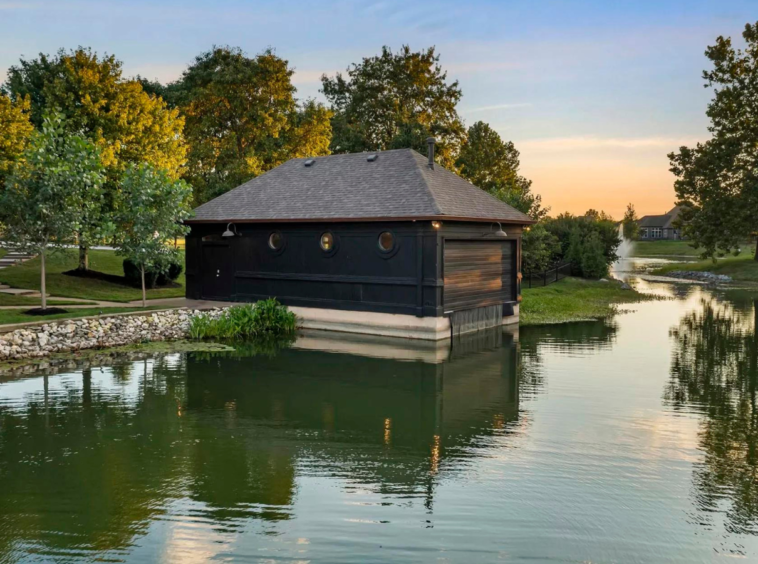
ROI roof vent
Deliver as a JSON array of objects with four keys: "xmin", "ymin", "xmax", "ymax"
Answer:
[
  {"xmin": 304, "ymin": 159, "xmax": 315, "ymax": 167},
  {"xmin": 426, "ymin": 137, "xmax": 436, "ymax": 169},
  {"xmin": 366, "ymin": 154, "xmax": 378, "ymax": 162}
]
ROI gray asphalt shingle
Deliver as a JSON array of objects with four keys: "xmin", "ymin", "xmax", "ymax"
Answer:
[{"xmin": 190, "ymin": 148, "xmax": 533, "ymax": 224}]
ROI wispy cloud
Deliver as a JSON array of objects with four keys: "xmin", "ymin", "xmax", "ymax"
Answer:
[
  {"xmin": 462, "ymin": 102, "xmax": 532, "ymax": 114},
  {"xmin": 517, "ymin": 135, "xmax": 705, "ymax": 152},
  {"xmin": 292, "ymin": 69, "xmax": 337, "ymax": 85}
]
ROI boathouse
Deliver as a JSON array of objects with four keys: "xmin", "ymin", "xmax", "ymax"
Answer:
[{"xmin": 184, "ymin": 139, "xmax": 534, "ymax": 339}]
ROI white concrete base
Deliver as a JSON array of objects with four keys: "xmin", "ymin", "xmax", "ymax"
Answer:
[
  {"xmin": 289, "ymin": 306, "xmax": 451, "ymax": 341},
  {"xmin": 502, "ymin": 304, "xmax": 520, "ymax": 326},
  {"xmin": 289, "ymin": 305, "xmax": 520, "ymax": 341}
]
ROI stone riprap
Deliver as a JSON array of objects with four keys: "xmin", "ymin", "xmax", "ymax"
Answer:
[
  {"xmin": 665, "ymin": 270, "xmax": 733, "ymax": 284},
  {"xmin": 0, "ymin": 309, "xmax": 224, "ymax": 363}
]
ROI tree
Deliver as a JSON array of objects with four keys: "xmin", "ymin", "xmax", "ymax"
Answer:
[
  {"xmin": 521, "ymin": 223, "xmax": 561, "ymax": 274},
  {"xmin": 170, "ymin": 46, "xmax": 332, "ymax": 205},
  {"xmin": 543, "ymin": 212, "xmax": 621, "ymax": 277},
  {"xmin": 0, "ymin": 114, "xmax": 105, "ymax": 310},
  {"xmin": 115, "ymin": 164, "xmax": 192, "ymax": 307},
  {"xmin": 668, "ymin": 22, "xmax": 758, "ymax": 260},
  {"xmin": 0, "ymin": 93, "xmax": 34, "ymax": 189},
  {"xmin": 3, "ymin": 48, "xmax": 186, "ymax": 270},
  {"xmin": 622, "ymin": 203, "xmax": 640, "ymax": 240},
  {"xmin": 322, "ymin": 45, "xmax": 465, "ymax": 169},
  {"xmin": 457, "ymin": 121, "xmax": 546, "ymax": 219}
]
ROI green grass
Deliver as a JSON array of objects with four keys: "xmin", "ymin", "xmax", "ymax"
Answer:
[
  {"xmin": 652, "ymin": 254, "xmax": 758, "ymax": 282},
  {"xmin": 0, "ymin": 306, "xmax": 164, "ymax": 326},
  {"xmin": 520, "ymin": 277, "xmax": 658, "ymax": 326},
  {"xmin": 0, "ymin": 249, "xmax": 185, "ymax": 302},
  {"xmin": 0, "ymin": 249, "xmax": 6, "ymax": 260},
  {"xmin": 0, "ymin": 294, "xmax": 96, "ymax": 306},
  {"xmin": 632, "ymin": 240, "xmax": 754, "ymax": 258}
]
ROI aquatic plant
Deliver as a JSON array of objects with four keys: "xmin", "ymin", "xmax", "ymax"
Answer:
[{"xmin": 188, "ymin": 299, "xmax": 297, "ymax": 340}]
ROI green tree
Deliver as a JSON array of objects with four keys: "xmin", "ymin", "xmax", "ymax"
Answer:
[
  {"xmin": 322, "ymin": 45, "xmax": 465, "ymax": 169},
  {"xmin": 669, "ymin": 22, "xmax": 758, "ymax": 260},
  {"xmin": 457, "ymin": 121, "xmax": 545, "ymax": 219},
  {"xmin": 622, "ymin": 203, "xmax": 640, "ymax": 240},
  {"xmin": 3, "ymin": 47, "xmax": 186, "ymax": 270},
  {"xmin": 170, "ymin": 46, "xmax": 332, "ymax": 205},
  {"xmin": 580, "ymin": 232, "xmax": 609, "ymax": 279},
  {"xmin": 115, "ymin": 164, "xmax": 192, "ymax": 307},
  {"xmin": 544, "ymin": 212, "xmax": 621, "ymax": 277},
  {"xmin": 0, "ymin": 114, "xmax": 105, "ymax": 310},
  {"xmin": 521, "ymin": 223, "xmax": 561, "ymax": 274},
  {"xmin": 0, "ymin": 93, "xmax": 34, "ymax": 189}
]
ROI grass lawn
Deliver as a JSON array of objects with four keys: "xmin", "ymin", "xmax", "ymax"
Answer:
[
  {"xmin": 632, "ymin": 240, "xmax": 755, "ymax": 258},
  {"xmin": 652, "ymin": 254, "xmax": 758, "ymax": 282},
  {"xmin": 0, "ymin": 294, "xmax": 96, "ymax": 306},
  {"xmin": 0, "ymin": 306, "xmax": 164, "ymax": 326},
  {"xmin": 0, "ymin": 249, "xmax": 6, "ymax": 260},
  {"xmin": 0, "ymin": 249, "xmax": 185, "ymax": 303},
  {"xmin": 520, "ymin": 277, "xmax": 658, "ymax": 326}
]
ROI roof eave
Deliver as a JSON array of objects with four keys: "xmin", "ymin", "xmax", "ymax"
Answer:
[{"xmin": 185, "ymin": 215, "xmax": 536, "ymax": 226}]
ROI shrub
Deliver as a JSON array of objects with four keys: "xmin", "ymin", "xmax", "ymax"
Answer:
[
  {"xmin": 189, "ymin": 299, "xmax": 297, "ymax": 341},
  {"xmin": 522, "ymin": 223, "xmax": 561, "ymax": 274},
  {"xmin": 580, "ymin": 232, "xmax": 609, "ymax": 278},
  {"xmin": 123, "ymin": 258, "xmax": 183, "ymax": 289}
]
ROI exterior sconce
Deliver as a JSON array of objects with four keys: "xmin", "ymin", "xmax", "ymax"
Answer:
[
  {"xmin": 222, "ymin": 223, "xmax": 238, "ymax": 237},
  {"xmin": 492, "ymin": 222, "xmax": 507, "ymax": 237},
  {"xmin": 431, "ymin": 221, "xmax": 442, "ymax": 229}
]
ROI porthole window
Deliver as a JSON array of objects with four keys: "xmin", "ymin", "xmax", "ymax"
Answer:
[
  {"xmin": 378, "ymin": 231, "xmax": 394, "ymax": 252},
  {"xmin": 320, "ymin": 232, "xmax": 334, "ymax": 252},
  {"xmin": 268, "ymin": 232, "xmax": 284, "ymax": 251}
]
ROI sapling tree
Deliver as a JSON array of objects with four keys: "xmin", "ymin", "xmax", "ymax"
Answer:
[
  {"xmin": 0, "ymin": 114, "xmax": 105, "ymax": 310},
  {"xmin": 115, "ymin": 164, "xmax": 192, "ymax": 307}
]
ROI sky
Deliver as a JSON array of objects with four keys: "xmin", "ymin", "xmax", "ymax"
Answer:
[{"xmin": 0, "ymin": 0, "xmax": 755, "ymax": 219}]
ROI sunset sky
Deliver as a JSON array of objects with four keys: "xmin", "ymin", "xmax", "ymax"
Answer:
[{"xmin": 1, "ymin": 0, "xmax": 755, "ymax": 219}]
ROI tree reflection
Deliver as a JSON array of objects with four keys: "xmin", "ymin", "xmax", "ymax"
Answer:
[{"xmin": 667, "ymin": 298, "xmax": 758, "ymax": 535}]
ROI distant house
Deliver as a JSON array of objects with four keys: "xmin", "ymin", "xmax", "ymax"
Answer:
[{"xmin": 638, "ymin": 206, "xmax": 685, "ymax": 240}]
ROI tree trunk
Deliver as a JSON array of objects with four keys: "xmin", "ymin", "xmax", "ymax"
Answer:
[
  {"xmin": 141, "ymin": 265, "xmax": 147, "ymax": 308},
  {"xmin": 78, "ymin": 244, "xmax": 88, "ymax": 271},
  {"xmin": 40, "ymin": 247, "xmax": 47, "ymax": 310},
  {"xmin": 754, "ymin": 238, "xmax": 758, "ymax": 261}
]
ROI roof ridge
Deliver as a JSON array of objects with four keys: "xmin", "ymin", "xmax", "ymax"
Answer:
[{"xmin": 409, "ymin": 151, "xmax": 444, "ymax": 215}]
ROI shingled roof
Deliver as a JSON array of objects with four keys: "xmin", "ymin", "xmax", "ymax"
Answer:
[{"xmin": 189, "ymin": 148, "xmax": 534, "ymax": 224}]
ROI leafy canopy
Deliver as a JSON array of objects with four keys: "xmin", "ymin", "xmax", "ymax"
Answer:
[
  {"xmin": 115, "ymin": 163, "xmax": 193, "ymax": 274},
  {"xmin": 3, "ymin": 48, "xmax": 186, "ymax": 179},
  {"xmin": 169, "ymin": 46, "xmax": 332, "ymax": 205},
  {"xmin": 322, "ymin": 45, "xmax": 465, "ymax": 169},
  {"xmin": 622, "ymin": 203, "xmax": 640, "ymax": 240},
  {"xmin": 457, "ymin": 121, "xmax": 544, "ymax": 219},
  {"xmin": 0, "ymin": 93, "xmax": 34, "ymax": 188},
  {"xmin": 0, "ymin": 113, "xmax": 106, "ymax": 252},
  {"xmin": 668, "ymin": 22, "xmax": 758, "ymax": 259}
]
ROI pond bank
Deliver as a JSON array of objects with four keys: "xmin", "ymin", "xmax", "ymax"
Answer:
[
  {"xmin": 652, "ymin": 254, "xmax": 758, "ymax": 283},
  {"xmin": 0, "ymin": 309, "xmax": 229, "ymax": 365},
  {"xmin": 520, "ymin": 276, "xmax": 659, "ymax": 326}
]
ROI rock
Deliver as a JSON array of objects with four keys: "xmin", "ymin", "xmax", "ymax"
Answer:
[
  {"xmin": 599, "ymin": 278, "xmax": 609, "ymax": 283},
  {"xmin": 666, "ymin": 270, "xmax": 732, "ymax": 284},
  {"xmin": 620, "ymin": 283, "xmax": 632, "ymax": 290}
]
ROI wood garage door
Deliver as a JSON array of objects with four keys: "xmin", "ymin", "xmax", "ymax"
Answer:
[{"xmin": 444, "ymin": 240, "xmax": 515, "ymax": 312}]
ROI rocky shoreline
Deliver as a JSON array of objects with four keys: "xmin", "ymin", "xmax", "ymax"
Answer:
[
  {"xmin": 0, "ymin": 309, "xmax": 224, "ymax": 363},
  {"xmin": 664, "ymin": 270, "xmax": 733, "ymax": 284}
]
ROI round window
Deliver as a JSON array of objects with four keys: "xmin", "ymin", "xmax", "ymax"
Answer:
[
  {"xmin": 320, "ymin": 232, "xmax": 334, "ymax": 251},
  {"xmin": 378, "ymin": 231, "xmax": 394, "ymax": 252},
  {"xmin": 268, "ymin": 232, "xmax": 283, "ymax": 251}
]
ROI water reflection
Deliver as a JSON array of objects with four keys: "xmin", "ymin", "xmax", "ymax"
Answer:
[
  {"xmin": 667, "ymin": 297, "xmax": 758, "ymax": 536},
  {"xmin": 0, "ymin": 329, "xmax": 521, "ymax": 561}
]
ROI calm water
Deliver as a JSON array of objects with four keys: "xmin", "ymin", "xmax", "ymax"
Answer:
[{"xmin": 2, "ymin": 271, "xmax": 758, "ymax": 562}]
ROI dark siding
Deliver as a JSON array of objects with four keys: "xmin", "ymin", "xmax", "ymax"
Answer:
[
  {"xmin": 443, "ymin": 241, "xmax": 515, "ymax": 312},
  {"xmin": 185, "ymin": 220, "xmax": 523, "ymax": 317}
]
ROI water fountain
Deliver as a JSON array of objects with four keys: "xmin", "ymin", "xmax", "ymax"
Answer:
[{"xmin": 611, "ymin": 223, "xmax": 635, "ymax": 281}]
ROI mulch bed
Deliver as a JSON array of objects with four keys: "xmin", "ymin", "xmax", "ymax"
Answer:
[
  {"xmin": 24, "ymin": 307, "xmax": 69, "ymax": 316},
  {"xmin": 62, "ymin": 269, "xmax": 181, "ymax": 289}
]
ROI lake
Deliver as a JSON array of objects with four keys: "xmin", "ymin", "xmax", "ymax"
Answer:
[{"xmin": 1, "ymin": 269, "xmax": 757, "ymax": 562}]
